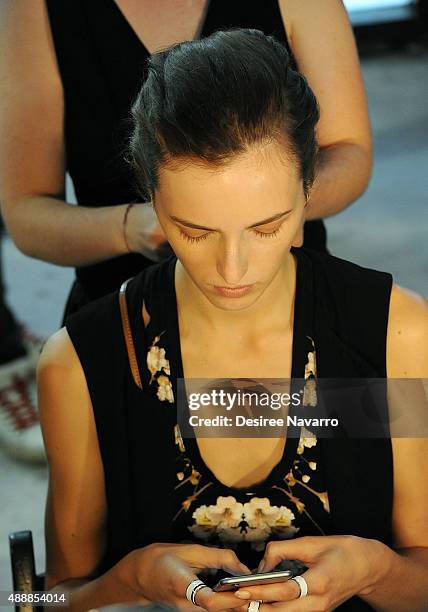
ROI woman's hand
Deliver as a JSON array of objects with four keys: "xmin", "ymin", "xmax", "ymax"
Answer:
[
  {"xmin": 125, "ymin": 202, "xmax": 171, "ymax": 261},
  {"xmin": 122, "ymin": 542, "xmax": 251, "ymax": 611},
  {"xmin": 232, "ymin": 536, "xmax": 390, "ymax": 611}
]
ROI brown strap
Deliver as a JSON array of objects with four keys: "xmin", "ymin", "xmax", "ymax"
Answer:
[{"xmin": 119, "ymin": 278, "xmax": 143, "ymax": 389}]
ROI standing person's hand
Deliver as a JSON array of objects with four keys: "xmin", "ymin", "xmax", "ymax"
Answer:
[
  {"xmin": 125, "ymin": 202, "xmax": 172, "ymax": 261},
  {"xmin": 120, "ymin": 542, "xmax": 251, "ymax": 611}
]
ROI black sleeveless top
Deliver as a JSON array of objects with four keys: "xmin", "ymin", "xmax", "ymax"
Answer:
[
  {"xmin": 171, "ymin": 312, "xmax": 330, "ymax": 575},
  {"xmin": 66, "ymin": 247, "xmax": 393, "ymax": 611},
  {"xmin": 46, "ymin": 0, "xmax": 327, "ymax": 311}
]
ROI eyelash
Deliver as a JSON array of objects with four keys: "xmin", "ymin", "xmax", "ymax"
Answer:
[
  {"xmin": 180, "ymin": 230, "xmax": 210, "ymax": 244},
  {"xmin": 255, "ymin": 228, "xmax": 281, "ymax": 239},
  {"xmin": 179, "ymin": 226, "xmax": 282, "ymax": 244}
]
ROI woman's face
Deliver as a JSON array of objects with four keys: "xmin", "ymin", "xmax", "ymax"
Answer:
[{"xmin": 154, "ymin": 142, "xmax": 306, "ymax": 311}]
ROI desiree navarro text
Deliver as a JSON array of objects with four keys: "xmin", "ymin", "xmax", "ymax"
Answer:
[{"xmin": 188, "ymin": 415, "xmax": 339, "ymax": 428}]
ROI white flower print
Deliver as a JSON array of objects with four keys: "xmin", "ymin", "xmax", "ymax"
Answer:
[
  {"xmin": 297, "ymin": 427, "xmax": 317, "ymax": 455},
  {"xmin": 146, "ymin": 331, "xmax": 174, "ymax": 403},
  {"xmin": 147, "ymin": 342, "xmax": 170, "ymax": 379},
  {"xmin": 304, "ymin": 351, "xmax": 317, "ymax": 379},
  {"xmin": 189, "ymin": 496, "xmax": 299, "ymax": 547},
  {"xmin": 303, "ymin": 341, "xmax": 317, "ymax": 407},
  {"xmin": 157, "ymin": 374, "xmax": 174, "ymax": 403}
]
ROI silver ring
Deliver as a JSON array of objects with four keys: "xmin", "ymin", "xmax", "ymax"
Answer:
[
  {"xmin": 186, "ymin": 579, "xmax": 207, "ymax": 604},
  {"xmin": 247, "ymin": 601, "xmax": 262, "ymax": 612},
  {"xmin": 290, "ymin": 575, "xmax": 309, "ymax": 598}
]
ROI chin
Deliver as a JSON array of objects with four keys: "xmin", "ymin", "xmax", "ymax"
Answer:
[{"xmin": 211, "ymin": 299, "xmax": 257, "ymax": 312}]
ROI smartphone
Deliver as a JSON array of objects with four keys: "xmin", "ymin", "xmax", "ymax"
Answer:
[{"xmin": 213, "ymin": 569, "xmax": 293, "ymax": 592}]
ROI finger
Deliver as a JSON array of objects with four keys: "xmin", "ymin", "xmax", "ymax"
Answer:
[
  {"xmin": 158, "ymin": 543, "xmax": 248, "ymax": 574},
  {"xmin": 235, "ymin": 567, "xmax": 330, "ymax": 607},
  {"xmin": 159, "ymin": 554, "xmax": 243, "ymax": 612},
  {"xmin": 195, "ymin": 587, "xmax": 258, "ymax": 612},
  {"xmin": 191, "ymin": 545, "xmax": 251, "ymax": 575},
  {"xmin": 175, "ymin": 580, "xmax": 252, "ymax": 611},
  {"xmin": 149, "ymin": 224, "xmax": 168, "ymax": 246},
  {"xmin": 215, "ymin": 548, "xmax": 252, "ymax": 575},
  {"xmin": 259, "ymin": 595, "xmax": 331, "ymax": 611},
  {"xmin": 173, "ymin": 597, "xmax": 205, "ymax": 612},
  {"xmin": 229, "ymin": 604, "xmax": 250, "ymax": 612},
  {"xmin": 259, "ymin": 537, "xmax": 325, "ymax": 571},
  {"xmin": 160, "ymin": 553, "xmax": 202, "ymax": 601},
  {"xmin": 234, "ymin": 578, "xmax": 301, "ymax": 603}
]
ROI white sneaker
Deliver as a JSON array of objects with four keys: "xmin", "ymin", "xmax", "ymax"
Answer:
[
  {"xmin": 18, "ymin": 323, "xmax": 46, "ymax": 371},
  {"xmin": 0, "ymin": 356, "xmax": 46, "ymax": 463}
]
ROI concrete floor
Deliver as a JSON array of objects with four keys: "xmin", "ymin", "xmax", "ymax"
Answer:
[{"xmin": 0, "ymin": 45, "xmax": 427, "ymax": 597}]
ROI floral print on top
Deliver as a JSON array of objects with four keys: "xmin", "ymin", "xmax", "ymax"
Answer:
[
  {"xmin": 179, "ymin": 347, "xmax": 327, "ymax": 567},
  {"xmin": 144, "ymin": 326, "xmax": 330, "ymax": 569},
  {"xmin": 172, "ymin": 420, "xmax": 330, "ymax": 552},
  {"xmin": 146, "ymin": 331, "xmax": 174, "ymax": 403}
]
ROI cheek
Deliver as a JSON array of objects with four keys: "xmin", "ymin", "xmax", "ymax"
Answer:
[
  {"xmin": 253, "ymin": 229, "xmax": 295, "ymax": 258},
  {"xmin": 285, "ymin": 212, "xmax": 304, "ymax": 237},
  {"xmin": 170, "ymin": 242, "xmax": 211, "ymax": 281}
]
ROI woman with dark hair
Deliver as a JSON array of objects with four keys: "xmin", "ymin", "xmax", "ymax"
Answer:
[{"xmin": 38, "ymin": 30, "xmax": 428, "ymax": 611}]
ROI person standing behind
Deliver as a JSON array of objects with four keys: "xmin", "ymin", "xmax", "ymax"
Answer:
[{"xmin": 0, "ymin": 0, "xmax": 372, "ymax": 460}]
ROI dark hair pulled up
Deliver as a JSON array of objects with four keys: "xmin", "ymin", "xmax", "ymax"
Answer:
[{"xmin": 129, "ymin": 28, "xmax": 320, "ymax": 201}]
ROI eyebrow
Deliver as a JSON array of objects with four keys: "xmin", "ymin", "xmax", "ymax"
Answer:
[{"xmin": 169, "ymin": 209, "xmax": 293, "ymax": 231}]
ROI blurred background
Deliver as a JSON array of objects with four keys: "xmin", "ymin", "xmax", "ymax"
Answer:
[{"xmin": 0, "ymin": 0, "xmax": 427, "ymax": 598}]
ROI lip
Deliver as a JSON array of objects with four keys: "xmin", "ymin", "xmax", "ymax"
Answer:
[{"xmin": 213, "ymin": 284, "xmax": 255, "ymax": 298}]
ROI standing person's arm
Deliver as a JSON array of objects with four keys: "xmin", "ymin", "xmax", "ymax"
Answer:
[
  {"xmin": 0, "ymin": 0, "xmax": 164, "ymax": 266},
  {"xmin": 280, "ymin": 0, "xmax": 372, "ymax": 220}
]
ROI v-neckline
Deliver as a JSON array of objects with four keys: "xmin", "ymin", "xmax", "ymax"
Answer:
[
  {"xmin": 110, "ymin": 0, "xmax": 212, "ymax": 56},
  {"xmin": 165, "ymin": 247, "xmax": 314, "ymax": 491}
]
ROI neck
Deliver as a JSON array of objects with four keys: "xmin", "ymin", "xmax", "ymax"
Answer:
[{"xmin": 174, "ymin": 252, "xmax": 297, "ymax": 338}]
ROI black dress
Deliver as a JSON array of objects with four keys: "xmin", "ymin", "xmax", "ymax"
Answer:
[
  {"xmin": 45, "ymin": 0, "xmax": 328, "ymax": 319},
  {"xmin": 66, "ymin": 247, "xmax": 393, "ymax": 611}
]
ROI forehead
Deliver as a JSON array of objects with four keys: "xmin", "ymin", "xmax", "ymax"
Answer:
[{"xmin": 156, "ymin": 143, "xmax": 301, "ymax": 220}]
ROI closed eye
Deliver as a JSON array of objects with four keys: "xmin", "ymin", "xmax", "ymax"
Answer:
[
  {"xmin": 179, "ymin": 230, "xmax": 210, "ymax": 243},
  {"xmin": 178, "ymin": 216, "xmax": 290, "ymax": 243},
  {"xmin": 252, "ymin": 225, "xmax": 283, "ymax": 238},
  {"xmin": 179, "ymin": 227, "xmax": 283, "ymax": 243}
]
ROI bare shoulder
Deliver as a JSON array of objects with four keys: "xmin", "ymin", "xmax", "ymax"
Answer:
[
  {"xmin": 39, "ymin": 326, "xmax": 79, "ymax": 365},
  {"xmin": 38, "ymin": 327, "xmax": 85, "ymax": 391},
  {"xmin": 37, "ymin": 327, "xmax": 92, "ymax": 455},
  {"xmin": 387, "ymin": 284, "xmax": 428, "ymax": 377}
]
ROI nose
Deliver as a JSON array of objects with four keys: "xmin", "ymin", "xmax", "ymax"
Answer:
[{"xmin": 216, "ymin": 235, "xmax": 249, "ymax": 286}]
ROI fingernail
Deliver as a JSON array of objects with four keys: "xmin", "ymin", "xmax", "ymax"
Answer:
[
  {"xmin": 239, "ymin": 563, "xmax": 251, "ymax": 574},
  {"xmin": 258, "ymin": 560, "xmax": 265, "ymax": 572},
  {"xmin": 235, "ymin": 591, "xmax": 251, "ymax": 599}
]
